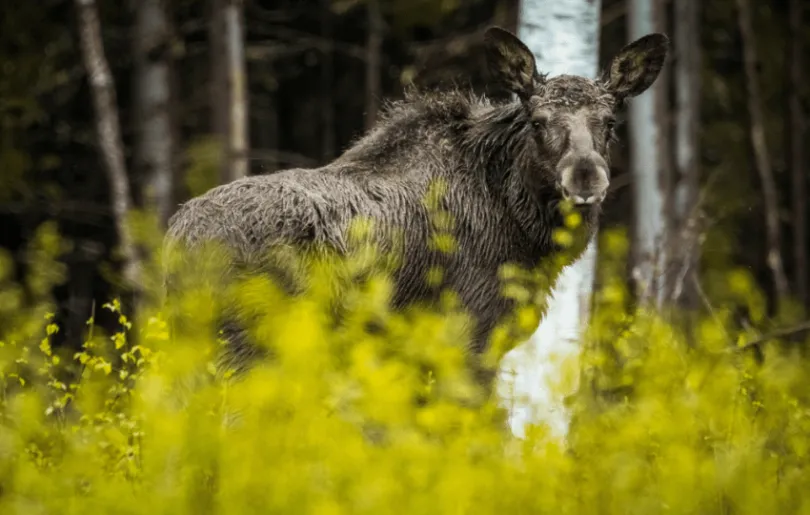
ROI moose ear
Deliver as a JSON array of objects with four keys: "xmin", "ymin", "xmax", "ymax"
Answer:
[
  {"xmin": 484, "ymin": 27, "xmax": 539, "ymax": 101},
  {"xmin": 603, "ymin": 33, "xmax": 669, "ymax": 101}
]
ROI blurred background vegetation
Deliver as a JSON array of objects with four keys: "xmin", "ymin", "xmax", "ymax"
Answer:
[{"xmin": 0, "ymin": 0, "xmax": 807, "ymax": 356}]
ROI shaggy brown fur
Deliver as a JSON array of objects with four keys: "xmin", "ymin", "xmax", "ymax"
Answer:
[{"xmin": 164, "ymin": 27, "xmax": 669, "ymax": 385}]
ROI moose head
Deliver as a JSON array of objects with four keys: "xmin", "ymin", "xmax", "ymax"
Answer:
[{"xmin": 484, "ymin": 27, "xmax": 669, "ymax": 207}]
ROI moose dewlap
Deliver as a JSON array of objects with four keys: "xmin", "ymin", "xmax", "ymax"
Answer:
[{"xmin": 163, "ymin": 26, "xmax": 669, "ymax": 389}]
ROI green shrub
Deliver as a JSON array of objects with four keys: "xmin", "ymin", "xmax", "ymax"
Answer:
[{"xmin": 1, "ymin": 212, "xmax": 809, "ymax": 514}]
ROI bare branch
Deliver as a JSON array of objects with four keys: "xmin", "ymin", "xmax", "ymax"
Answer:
[
  {"xmin": 737, "ymin": 320, "xmax": 810, "ymax": 351},
  {"xmin": 692, "ymin": 275, "xmax": 735, "ymax": 346}
]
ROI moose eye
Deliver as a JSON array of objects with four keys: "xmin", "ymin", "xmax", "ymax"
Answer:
[{"xmin": 531, "ymin": 114, "xmax": 549, "ymax": 130}]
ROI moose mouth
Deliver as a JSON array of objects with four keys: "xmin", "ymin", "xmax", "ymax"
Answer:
[
  {"xmin": 560, "ymin": 191, "xmax": 602, "ymax": 206},
  {"xmin": 555, "ymin": 181, "xmax": 606, "ymax": 208}
]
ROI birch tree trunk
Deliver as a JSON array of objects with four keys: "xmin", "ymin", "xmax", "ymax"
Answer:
[
  {"xmin": 787, "ymin": 0, "xmax": 807, "ymax": 307},
  {"xmin": 735, "ymin": 0, "xmax": 789, "ymax": 304},
  {"xmin": 133, "ymin": 0, "xmax": 174, "ymax": 228},
  {"xmin": 671, "ymin": 0, "xmax": 701, "ymax": 308},
  {"xmin": 629, "ymin": 0, "xmax": 669, "ymax": 308},
  {"xmin": 74, "ymin": 0, "xmax": 141, "ymax": 290},
  {"xmin": 211, "ymin": 0, "xmax": 249, "ymax": 184},
  {"xmin": 496, "ymin": 0, "xmax": 601, "ymax": 441}
]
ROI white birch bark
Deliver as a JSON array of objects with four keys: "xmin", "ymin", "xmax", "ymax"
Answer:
[
  {"xmin": 496, "ymin": 0, "xmax": 602, "ymax": 441},
  {"xmin": 628, "ymin": 0, "xmax": 667, "ymax": 306},
  {"xmin": 75, "ymin": 0, "xmax": 141, "ymax": 290}
]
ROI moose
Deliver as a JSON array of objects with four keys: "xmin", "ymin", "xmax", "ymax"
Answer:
[{"xmin": 164, "ymin": 27, "xmax": 669, "ymax": 390}]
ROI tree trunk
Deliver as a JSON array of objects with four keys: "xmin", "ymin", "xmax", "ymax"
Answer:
[
  {"xmin": 210, "ymin": 0, "xmax": 227, "ymax": 153},
  {"xmin": 628, "ymin": 0, "xmax": 669, "ymax": 308},
  {"xmin": 735, "ymin": 0, "xmax": 789, "ymax": 304},
  {"xmin": 670, "ymin": 0, "xmax": 701, "ymax": 309},
  {"xmin": 321, "ymin": 0, "xmax": 336, "ymax": 160},
  {"xmin": 364, "ymin": 0, "xmax": 383, "ymax": 131},
  {"xmin": 787, "ymin": 0, "xmax": 807, "ymax": 307},
  {"xmin": 74, "ymin": 0, "xmax": 141, "ymax": 291},
  {"xmin": 497, "ymin": 0, "xmax": 602, "ymax": 442},
  {"xmin": 210, "ymin": 0, "xmax": 249, "ymax": 184},
  {"xmin": 133, "ymin": 0, "xmax": 175, "ymax": 228}
]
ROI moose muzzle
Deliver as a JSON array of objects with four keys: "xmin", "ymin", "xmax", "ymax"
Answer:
[
  {"xmin": 556, "ymin": 115, "xmax": 610, "ymax": 206},
  {"xmin": 557, "ymin": 156, "xmax": 610, "ymax": 206}
]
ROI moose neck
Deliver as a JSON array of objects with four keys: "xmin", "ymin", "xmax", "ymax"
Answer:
[{"xmin": 461, "ymin": 101, "xmax": 559, "ymax": 251}]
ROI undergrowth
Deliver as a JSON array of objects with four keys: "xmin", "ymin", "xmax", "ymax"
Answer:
[{"xmin": 1, "ymin": 204, "xmax": 809, "ymax": 514}]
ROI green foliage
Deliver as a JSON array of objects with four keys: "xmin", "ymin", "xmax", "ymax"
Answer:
[{"xmin": 3, "ymin": 196, "xmax": 810, "ymax": 513}]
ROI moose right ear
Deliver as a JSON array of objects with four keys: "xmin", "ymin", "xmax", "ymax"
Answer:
[
  {"xmin": 603, "ymin": 33, "xmax": 669, "ymax": 102},
  {"xmin": 484, "ymin": 27, "xmax": 539, "ymax": 101}
]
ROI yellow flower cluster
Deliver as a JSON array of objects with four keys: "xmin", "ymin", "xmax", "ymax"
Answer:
[{"xmin": 0, "ymin": 202, "xmax": 808, "ymax": 514}]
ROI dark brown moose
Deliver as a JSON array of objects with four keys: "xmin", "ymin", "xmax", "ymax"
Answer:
[{"xmin": 164, "ymin": 27, "xmax": 669, "ymax": 389}]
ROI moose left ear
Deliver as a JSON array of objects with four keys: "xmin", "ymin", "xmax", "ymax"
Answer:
[
  {"xmin": 484, "ymin": 27, "xmax": 539, "ymax": 101},
  {"xmin": 603, "ymin": 33, "xmax": 669, "ymax": 102}
]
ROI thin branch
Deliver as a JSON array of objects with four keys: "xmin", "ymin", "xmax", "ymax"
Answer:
[
  {"xmin": 692, "ymin": 274, "xmax": 735, "ymax": 347},
  {"xmin": 74, "ymin": 0, "xmax": 141, "ymax": 289},
  {"xmin": 737, "ymin": 321, "xmax": 810, "ymax": 351}
]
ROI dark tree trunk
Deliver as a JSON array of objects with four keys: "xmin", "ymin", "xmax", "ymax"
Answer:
[
  {"xmin": 210, "ymin": 0, "xmax": 249, "ymax": 184},
  {"xmin": 787, "ymin": 0, "xmax": 807, "ymax": 307},
  {"xmin": 365, "ymin": 0, "xmax": 383, "ymax": 131},
  {"xmin": 735, "ymin": 0, "xmax": 789, "ymax": 305},
  {"xmin": 133, "ymin": 0, "xmax": 175, "ymax": 228},
  {"xmin": 670, "ymin": 0, "xmax": 701, "ymax": 310},
  {"xmin": 321, "ymin": 0, "xmax": 336, "ymax": 161}
]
